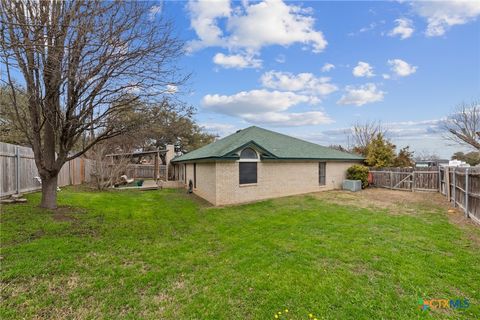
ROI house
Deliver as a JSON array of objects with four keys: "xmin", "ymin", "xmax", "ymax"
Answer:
[{"xmin": 171, "ymin": 126, "xmax": 363, "ymax": 206}]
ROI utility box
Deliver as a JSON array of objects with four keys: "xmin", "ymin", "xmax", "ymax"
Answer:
[{"xmin": 343, "ymin": 180, "xmax": 362, "ymax": 192}]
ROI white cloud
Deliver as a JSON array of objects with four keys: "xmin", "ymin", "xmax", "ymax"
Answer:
[
  {"xmin": 411, "ymin": 1, "xmax": 480, "ymax": 37},
  {"xmin": 386, "ymin": 119, "xmax": 445, "ymax": 138},
  {"xmin": 358, "ymin": 22, "xmax": 377, "ymax": 33},
  {"xmin": 187, "ymin": 0, "xmax": 327, "ymax": 54},
  {"xmin": 202, "ymin": 89, "xmax": 330, "ymax": 126},
  {"xmin": 126, "ymin": 84, "xmax": 142, "ymax": 94},
  {"xmin": 298, "ymin": 118, "xmax": 459, "ymax": 158},
  {"xmin": 227, "ymin": 0, "xmax": 327, "ymax": 53},
  {"xmin": 166, "ymin": 84, "xmax": 178, "ymax": 94},
  {"xmin": 302, "ymin": 119, "xmax": 445, "ymax": 141},
  {"xmin": 388, "ymin": 18, "xmax": 414, "ymax": 39},
  {"xmin": 213, "ymin": 52, "xmax": 262, "ymax": 69},
  {"xmin": 352, "ymin": 61, "xmax": 375, "ymax": 78},
  {"xmin": 321, "ymin": 63, "xmax": 335, "ymax": 72},
  {"xmin": 337, "ymin": 83, "xmax": 385, "ymax": 106},
  {"xmin": 260, "ymin": 71, "xmax": 337, "ymax": 96},
  {"xmin": 275, "ymin": 54, "xmax": 286, "ymax": 63},
  {"xmin": 243, "ymin": 111, "xmax": 333, "ymax": 126},
  {"xmin": 388, "ymin": 59, "xmax": 417, "ymax": 77},
  {"xmin": 187, "ymin": 0, "xmax": 231, "ymax": 50},
  {"xmin": 348, "ymin": 22, "xmax": 379, "ymax": 36},
  {"xmin": 203, "ymin": 89, "xmax": 313, "ymax": 115},
  {"xmin": 148, "ymin": 5, "xmax": 162, "ymax": 21},
  {"xmin": 201, "ymin": 122, "xmax": 236, "ymax": 136}
]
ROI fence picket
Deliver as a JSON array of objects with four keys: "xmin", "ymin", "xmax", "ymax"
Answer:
[
  {"xmin": 453, "ymin": 168, "xmax": 456, "ymax": 207},
  {"xmin": 465, "ymin": 168, "xmax": 469, "ymax": 218},
  {"xmin": 15, "ymin": 146, "xmax": 20, "ymax": 194}
]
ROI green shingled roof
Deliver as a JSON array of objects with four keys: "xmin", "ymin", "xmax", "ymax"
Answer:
[{"xmin": 172, "ymin": 126, "xmax": 364, "ymax": 162}]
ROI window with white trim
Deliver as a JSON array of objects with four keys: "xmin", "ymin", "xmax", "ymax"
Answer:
[
  {"xmin": 239, "ymin": 147, "xmax": 258, "ymax": 184},
  {"xmin": 240, "ymin": 147, "xmax": 258, "ymax": 159}
]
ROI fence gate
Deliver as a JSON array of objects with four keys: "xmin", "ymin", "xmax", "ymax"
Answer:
[{"xmin": 369, "ymin": 167, "xmax": 439, "ymax": 192}]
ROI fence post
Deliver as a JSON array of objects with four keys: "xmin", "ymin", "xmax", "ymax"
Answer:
[
  {"xmin": 438, "ymin": 166, "xmax": 441, "ymax": 193},
  {"xmin": 81, "ymin": 158, "xmax": 85, "ymax": 183},
  {"xmin": 15, "ymin": 146, "xmax": 20, "ymax": 194},
  {"xmin": 68, "ymin": 160, "xmax": 72, "ymax": 186},
  {"xmin": 412, "ymin": 171, "xmax": 415, "ymax": 192},
  {"xmin": 446, "ymin": 167, "xmax": 450, "ymax": 201},
  {"xmin": 452, "ymin": 167, "xmax": 456, "ymax": 207},
  {"xmin": 390, "ymin": 171, "xmax": 393, "ymax": 189},
  {"xmin": 465, "ymin": 168, "xmax": 469, "ymax": 218}
]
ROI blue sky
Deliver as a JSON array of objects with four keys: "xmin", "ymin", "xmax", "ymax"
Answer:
[
  {"xmin": 2, "ymin": 1, "xmax": 478, "ymax": 158},
  {"xmin": 159, "ymin": 0, "xmax": 480, "ymax": 158}
]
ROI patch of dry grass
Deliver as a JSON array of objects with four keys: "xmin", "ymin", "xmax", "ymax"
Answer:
[{"xmin": 314, "ymin": 188, "xmax": 480, "ymax": 247}]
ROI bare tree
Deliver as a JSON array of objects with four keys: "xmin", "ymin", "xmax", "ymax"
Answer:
[
  {"xmin": 348, "ymin": 120, "xmax": 387, "ymax": 156},
  {"xmin": 89, "ymin": 142, "xmax": 131, "ymax": 191},
  {"xmin": 86, "ymin": 100, "xmax": 147, "ymax": 190},
  {"xmin": 414, "ymin": 150, "xmax": 440, "ymax": 161},
  {"xmin": 443, "ymin": 100, "xmax": 480, "ymax": 150},
  {"xmin": 0, "ymin": 84, "xmax": 29, "ymax": 145},
  {"xmin": 0, "ymin": 0, "xmax": 186, "ymax": 208}
]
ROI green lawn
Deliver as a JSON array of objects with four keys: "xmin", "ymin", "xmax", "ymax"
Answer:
[{"xmin": 1, "ymin": 188, "xmax": 479, "ymax": 319}]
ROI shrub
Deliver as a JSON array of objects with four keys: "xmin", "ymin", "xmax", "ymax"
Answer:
[
  {"xmin": 365, "ymin": 133, "xmax": 395, "ymax": 168},
  {"xmin": 346, "ymin": 164, "xmax": 369, "ymax": 188}
]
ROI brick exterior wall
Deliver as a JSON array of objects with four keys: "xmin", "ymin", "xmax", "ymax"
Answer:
[
  {"xmin": 214, "ymin": 161, "xmax": 356, "ymax": 206},
  {"xmin": 185, "ymin": 162, "xmax": 217, "ymax": 205},
  {"xmin": 182, "ymin": 160, "xmax": 359, "ymax": 206}
]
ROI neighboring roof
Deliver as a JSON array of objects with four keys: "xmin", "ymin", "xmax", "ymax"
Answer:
[{"xmin": 172, "ymin": 126, "xmax": 364, "ymax": 163}]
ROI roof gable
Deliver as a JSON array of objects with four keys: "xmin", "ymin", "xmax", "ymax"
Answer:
[{"xmin": 172, "ymin": 126, "xmax": 364, "ymax": 162}]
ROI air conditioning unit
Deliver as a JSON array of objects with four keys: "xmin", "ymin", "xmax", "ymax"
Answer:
[{"xmin": 343, "ymin": 180, "xmax": 362, "ymax": 192}]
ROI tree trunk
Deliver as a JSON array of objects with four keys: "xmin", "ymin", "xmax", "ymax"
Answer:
[
  {"xmin": 39, "ymin": 107, "xmax": 58, "ymax": 209},
  {"xmin": 40, "ymin": 175, "xmax": 58, "ymax": 209}
]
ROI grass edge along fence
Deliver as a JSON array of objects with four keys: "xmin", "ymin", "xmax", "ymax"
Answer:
[{"xmin": 369, "ymin": 166, "xmax": 480, "ymax": 225}]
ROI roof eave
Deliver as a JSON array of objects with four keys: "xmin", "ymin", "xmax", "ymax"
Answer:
[
  {"xmin": 172, "ymin": 156, "xmax": 364, "ymax": 163},
  {"xmin": 171, "ymin": 155, "xmax": 239, "ymax": 163},
  {"xmin": 261, "ymin": 157, "xmax": 364, "ymax": 161}
]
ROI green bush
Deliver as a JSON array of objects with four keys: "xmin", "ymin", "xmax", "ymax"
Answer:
[{"xmin": 346, "ymin": 164, "xmax": 369, "ymax": 188}]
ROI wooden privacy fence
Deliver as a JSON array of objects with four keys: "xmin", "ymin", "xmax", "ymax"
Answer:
[
  {"xmin": 439, "ymin": 166, "xmax": 480, "ymax": 225},
  {"xmin": 0, "ymin": 142, "xmax": 94, "ymax": 197},
  {"xmin": 125, "ymin": 164, "xmax": 167, "ymax": 180},
  {"xmin": 0, "ymin": 142, "xmax": 168, "ymax": 197},
  {"xmin": 370, "ymin": 166, "xmax": 480, "ymax": 224},
  {"xmin": 369, "ymin": 167, "xmax": 439, "ymax": 192}
]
